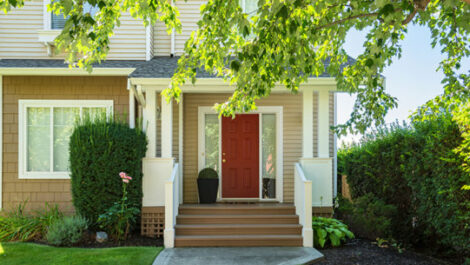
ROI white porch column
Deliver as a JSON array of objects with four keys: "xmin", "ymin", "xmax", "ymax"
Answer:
[
  {"xmin": 144, "ymin": 88, "xmax": 157, "ymax": 158},
  {"xmin": 161, "ymin": 93, "xmax": 173, "ymax": 158},
  {"xmin": 128, "ymin": 84, "xmax": 135, "ymax": 129},
  {"xmin": 318, "ymin": 89, "xmax": 330, "ymax": 158},
  {"xmin": 302, "ymin": 87, "xmax": 314, "ymax": 158}
]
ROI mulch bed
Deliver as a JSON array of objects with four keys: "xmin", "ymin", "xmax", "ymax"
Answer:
[
  {"xmin": 310, "ymin": 238, "xmax": 456, "ymax": 265},
  {"xmin": 34, "ymin": 232, "xmax": 163, "ymax": 249},
  {"xmin": 78, "ymin": 232, "xmax": 163, "ymax": 248}
]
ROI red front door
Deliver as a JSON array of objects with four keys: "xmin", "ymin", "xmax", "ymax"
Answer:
[{"xmin": 221, "ymin": 114, "xmax": 259, "ymax": 198}]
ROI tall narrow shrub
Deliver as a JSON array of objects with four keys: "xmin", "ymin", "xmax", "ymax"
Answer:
[{"xmin": 69, "ymin": 117, "xmax": 147, "ymax": 229}]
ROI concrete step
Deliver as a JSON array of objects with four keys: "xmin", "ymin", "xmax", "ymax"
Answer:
[
  {"xmin": 176, "ymin": 214, "xmax": 299, "ymax": 225},
  {"xmin": 175, "ymin": 223, "xmax": 302, "ymax": 236},
  {"xmin": 174, "ymin": 235, "xmax": 303, "ymax": 247}
]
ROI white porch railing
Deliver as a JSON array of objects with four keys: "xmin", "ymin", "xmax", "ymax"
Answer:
[
  {"xmin": 164, "ymin": 163, "xmax": 179, "ymax": 248},
  {"xmin": 294, "ymin": 163, "xmax": 313, "ymax": 247}
]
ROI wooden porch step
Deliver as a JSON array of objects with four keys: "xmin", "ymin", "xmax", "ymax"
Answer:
[
  {"xmin": 175, "ymin": 224, "xmax": 302, "ymax": 236},
  {"xmin": 178, "ymin": 204, "xmax": 295, "ymax": 215},
  {"xmin": 176, "ymin": 214, "xmax": 299, "ymax": 225},
  {"xmin": 174, "ymin": 235, "xmax": 303, "ymax": 247}
]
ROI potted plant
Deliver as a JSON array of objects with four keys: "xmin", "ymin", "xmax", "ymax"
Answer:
[{"xmin": 197, "ymin": 168, "xmax": 219, "ymax": 203}]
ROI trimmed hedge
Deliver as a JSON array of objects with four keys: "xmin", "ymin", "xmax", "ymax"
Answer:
[
  {"xmin": 338, "ymin": 114, "xmax": 470, "ymax": 257},
  {"xmin": 69, "ymin": 117, "xmax": 147, "ymax": 229}
]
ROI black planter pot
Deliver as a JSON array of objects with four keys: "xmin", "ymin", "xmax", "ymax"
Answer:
[{"xmin": 197, "ymin": 178, "xmax": 219, "ymax": 203}]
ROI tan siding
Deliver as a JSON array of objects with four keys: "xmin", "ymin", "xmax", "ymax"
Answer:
[
  {"xmin": 156, "ymin": 95, "xmax": 179, "ymax": 160},
  {"xmin": 0, "ymin": 2, "xmax": 146, "ymax": 60},
  {"xmin": 329, "ymin": 92, "xmax": 334, "ymax": 157},
  {"xmin": 153, "ymin": 20, "xmax": 171, "ymax": 56},
  {"xmin": 0, "ymin": 1, "xmax": 47, "ymax": 59},
  {"xmin": 183, "ymin": 93, "xmax": 302, "ymax": 203},
  {"xmin": 329, "ymin": 92, "xmax": 336, "ymax": 195},
  {"xmin": 107, "ymin": 13, "xmax": 147, "ymax": 60},
  {"xmin": 153, "ymin": 0, "xmax": 202, "ymax": 56},
  {"xmin": 2, "ymin": 76, "xmax": 129, "ymax": 213},
  {"xmin": 313, "ymin": 92, "xmax": 318, "ymax": 157}
]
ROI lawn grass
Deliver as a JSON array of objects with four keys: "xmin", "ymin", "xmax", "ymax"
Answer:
[{"xmin": 0, "ymin": 242, "xmax": 162, "ymax": 265}]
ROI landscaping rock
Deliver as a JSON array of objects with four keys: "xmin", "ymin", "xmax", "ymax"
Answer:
[{"xmin": 96, "ymin": 232, "xmax": 108, "ymax": 243}]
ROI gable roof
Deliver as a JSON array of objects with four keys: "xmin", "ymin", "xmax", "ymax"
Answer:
[{"xmin": 0, "ymin": 56, "xmax": 356, "ymax": 78}]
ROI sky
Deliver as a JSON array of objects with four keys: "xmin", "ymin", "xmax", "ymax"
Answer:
[{"xmin": 337, "ymin": 24, "xmax": 448, "ymax": 145}]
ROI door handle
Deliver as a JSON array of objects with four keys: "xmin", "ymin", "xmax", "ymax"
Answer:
[{"xmin": 222, "ymin": 159, "xmax": 226, "ymax": 163}]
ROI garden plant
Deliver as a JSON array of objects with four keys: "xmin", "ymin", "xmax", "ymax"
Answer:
[
  {"xmin": 312, "ymin": 216, "xmax": 354, "ymax": 248},
  {"xmin": 98, "ymin": 172, "xmax": 141, "ymax": 241}
]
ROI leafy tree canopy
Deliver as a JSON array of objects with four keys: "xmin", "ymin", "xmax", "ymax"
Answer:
[{"xmin": 1, "ymin": 0, "xmax": 469, "ymax": 134}]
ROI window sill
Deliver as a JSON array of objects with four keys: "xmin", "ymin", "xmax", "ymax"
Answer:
[
  {"xmin": 19, "ymin": 172, "xmax": 70, "ymax": 180},
  {"xmin": 37, "ymin": 29, "xmax": 61, "ymax": 44}
]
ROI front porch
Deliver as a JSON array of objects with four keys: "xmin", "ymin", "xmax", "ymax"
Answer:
[{"xmin": 130, "ymin": 79, "xmax": 337, "ymax": 248}]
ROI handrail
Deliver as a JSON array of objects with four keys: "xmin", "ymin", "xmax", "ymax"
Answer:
[
  {"xmin": 295, "ymin": 163, "xmax": 308, "ymax": 181},
  {"xmin": 168, "ymin": 162, "xmax": 179, "ymax": 182},
  {"xmin": 294, "ymin": 162, "xmax": 313, "ymax": 247},
  {"xmin": 164, "ymin": 162, "xmax": 179, "ymax": 248}
]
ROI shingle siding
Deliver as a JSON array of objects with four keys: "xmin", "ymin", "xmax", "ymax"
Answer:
[{"xmin": 2, "ymin": 76, "xmax": 129, "ymax": 212}]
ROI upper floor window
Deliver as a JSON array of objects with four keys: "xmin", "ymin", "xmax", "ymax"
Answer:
[
  {"xmin": 50, "ymin": 1, "xmax": 99, "ymax": 30},
  {"xmin": 240, "ymin": 0, "xmax": 258, "ymax": 15},
  {"xmin": 18, "ymin": 100, "xmax": 113, "ymax": 179}
]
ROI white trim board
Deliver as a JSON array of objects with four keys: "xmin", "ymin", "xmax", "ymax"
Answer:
[
  {"xmin": 197, "ymin": 106, "xmax": 283, "ymax": 202},
  {"xmin": 18, "ymin": 100, "xmax": 113, "ymax": 179},
  {"xmin": 130, "ymin": 77, "xmax": 338, "ymax": 87}
]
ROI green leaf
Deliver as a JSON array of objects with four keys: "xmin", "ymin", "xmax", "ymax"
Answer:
[{"xmin": 230, "ymin": 60, "xmax": 241, "ymax": 72}]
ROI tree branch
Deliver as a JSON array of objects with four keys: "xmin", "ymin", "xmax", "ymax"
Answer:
[{"xmin": 402, "ymin": 8, "xmax": 417, "ymax": 25}]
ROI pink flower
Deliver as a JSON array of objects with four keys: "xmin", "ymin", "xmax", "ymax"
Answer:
[
  {"xmin": 126, "ymin": 176, "xmax": 132, "ymax": 180},
  {"xmin": 119, "ymin": 172, "xmax": 127, "ymax": 179},
  {"xmin": 122, "ymin": 178, "xmax": 129, "ymax": 183}
]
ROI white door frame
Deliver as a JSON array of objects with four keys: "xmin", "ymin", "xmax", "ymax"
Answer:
[{"xmin": 198, "ymin": 106, "xmax": 283, "ymax": 202}]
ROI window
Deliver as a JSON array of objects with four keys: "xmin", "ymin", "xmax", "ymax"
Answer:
[
  {"xmin": 261, "ymin": 114, "xmax": 276, "ymax": 198},
  {"xmin": 240, "ymin": 0, "xmax": 258, "ymax": 15},
  {"xmin": 50, "ymin": 1, "xmax": 99, "ymax": 29},
  {"xmin": 19, "ymin": 100, "xmax": 113, "ymax": 179},
  {"xmin": 204, "ymin": 114, "xmax": 220, "ymax": 173}
]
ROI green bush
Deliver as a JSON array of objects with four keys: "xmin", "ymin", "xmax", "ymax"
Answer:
[
  {"xmin": 337, "ymin": 194, "xmax": 397, "ymax": 240},
  {"xmin": 69, "ymin": 117, "xmax": 147, "ymax": 229},
  {"xmin": 0, "ymin": 202, "xmax": 62, "ymax": 242},
  {"xmin": 46, "ymin": 215, "xmax": 88, "ymax": 246},
  {"xmin": 339, "ymin": 114, "xmax": 470, "ymax": 257},
  {"xmin": 312, "ymin": 216, "xmax": 354, "ymax": 248}
]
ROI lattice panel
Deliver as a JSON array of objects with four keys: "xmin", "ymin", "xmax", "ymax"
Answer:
[{"xmin": 141, "ymin": 207, "xmax": 165, "ymax": 238}]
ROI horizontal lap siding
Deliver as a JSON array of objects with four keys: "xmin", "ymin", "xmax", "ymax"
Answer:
[
  {"xmin": 313, "ymin": 92, "xmax": 318, "ymax": 157},
  {"xmin": 183, "ymin": 93, "xmax": 302, "ymax": 203},
  {"xmin": 0, "ymin": 1, "xmax": 48, "ymax": 59},
  {"xmin": 155, "ymin": 94, "xmax": 180, "ymax": 160},
  {"xmin": 2, "ymin": 76, "xmax": 128, "ymax": 213},
  {"xmin": 154, "ymin": 0, "xmax": 202, "ymax": 56},
  {"xmin": 0, "ymin": 1, "xmax": 146, "ymax": 60},
  {"xmin": 107, "ymin": 13, "xmax": 146, "ymax": 60}
]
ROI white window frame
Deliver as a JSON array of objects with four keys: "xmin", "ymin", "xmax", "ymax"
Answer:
[
  {"xmin": 240, "ymin": 0, "xmax": 257, "ymax": 14},
  {"xmin": 43, "ymin": 0, "xmax": 98, "ymax": 30},
  {"xmin": 18, "ymin": 100, "xmax": 113, "ymax": 179},
  {"xmin": 198, "ymin": 106, "xmax": 283, "ymax": 202}
]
